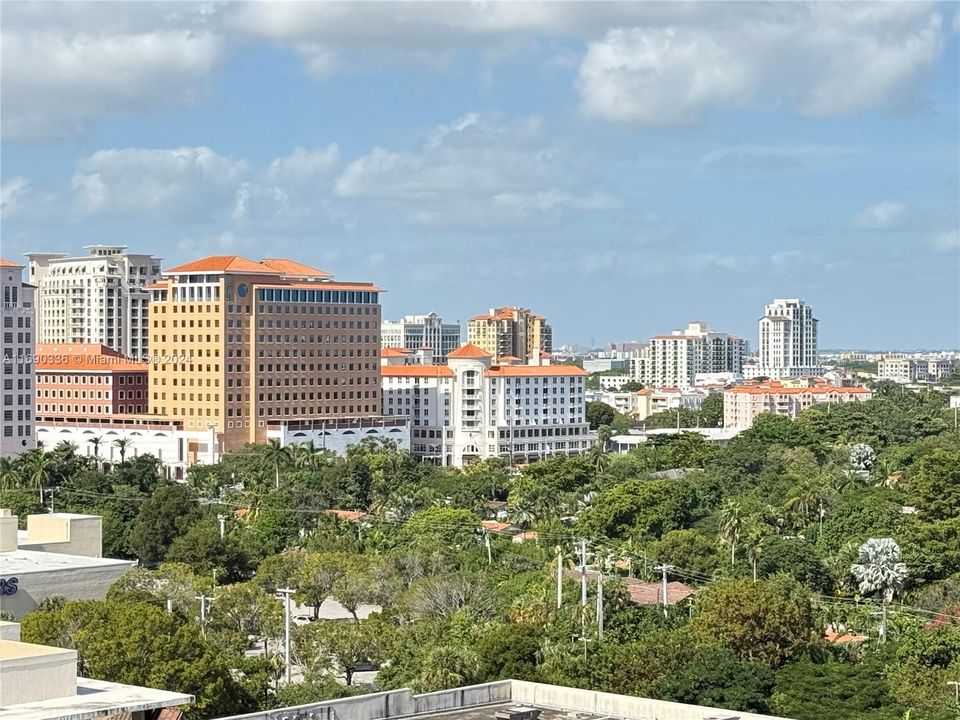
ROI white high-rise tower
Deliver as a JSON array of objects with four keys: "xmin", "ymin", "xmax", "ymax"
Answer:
[
  {"xmin": 26, "ymin": 246, "xmax": 161, "ymax": 360},
  {"xmin": 757, "ymin": 298, "xmax": 822, "ymax": 379}
]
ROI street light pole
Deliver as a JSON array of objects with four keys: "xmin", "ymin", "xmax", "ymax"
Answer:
[{"xmin": 277, "ymin": 588, "xmax": 295, "ymax": 684}]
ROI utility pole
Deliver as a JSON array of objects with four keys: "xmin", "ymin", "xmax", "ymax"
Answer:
[
  {"xmin": 577, "ymin": 539, "xmax": 589, "ymax": 607},
  {"xmin": 947, "ymin": 679, "xmax": 959, "ymax": 707},
  {"xmin": 654, "ymin": 564, "xmax": 675, "ymax": 618},
  {"xmin": 595, "ymin": 571, "xmax": 604, "ymax": 640},
  {"xmin": 277, "ymin": 588, "xmax": 295, "ymax": 684},
  {"xmin": 166, "ymin": 598, "xmax": 174, "ymax": 614},
  {"xmin": 484, "ymin": 532, "xmax": 492, "ymax": 566},
  {"xmin": 217, "ymin": 514, "xmax": 226, "ymax": 539},
  {"xmin": 195, "ymin": 594, "xmax": 212, "ymax": 635},
  {"xmin": 556, "ymin": 546, "xmax": 563, "ymax": 609}
]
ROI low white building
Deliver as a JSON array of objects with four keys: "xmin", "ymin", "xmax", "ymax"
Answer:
[
  {"xmin": 382, "ymin": 344, "xmax": 593, "ymax": 467},
  {"xmin": 877, "ymin": 355, "xmax": 957, "ymax": 384},
  {"xmin": 267, "ymin": 416, "xmax": 411, "ymax": 454},
  {"xmin": 36, "ymin": 415, "xmax": 218, "ymax": 479},
  {"xmin": 0, "ymin": 510, "xmax": 136, "ymax": 619}
]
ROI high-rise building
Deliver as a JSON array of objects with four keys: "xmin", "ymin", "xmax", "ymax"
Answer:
[
  {"xmin": 631, "ymin": 321, "xmax": 747, "ymax": 389},
  {"xmin": 1, "ymin": 259, "xmax": 36, "ymax": 456},
  {"xmin": 467, "ymin": 307, "xmax": 552, "ymax": 362},
  {"xmin": 381, "ymin": 312, "xmax": 461, "ymax": 362},
  {"xmin": 381, "ymin": 344, "xmax": 591, "ymax": 467},
  {"xmin": 147, "ymin": 255, "xmax": 383, "ymax": 452},
  {"xmin": 26, "ymin": 246, "xmax": 161, "ymax": 360},
  {"xmin": 757, "ymin": 298, "xmax": 821, "ymax": 378}
]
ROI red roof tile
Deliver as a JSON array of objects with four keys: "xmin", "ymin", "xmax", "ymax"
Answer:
[
  {"xmin": 448, "ymin": 343, "xmax": 493, "ymax": 359},
  {"xmin": 0, "ymin": 258, "xmax": 24, "ymax": 268},
  {"xmin": 260, "ymin": 258, "xmax": 332, "ymax": 277},
  {"xmin": 165, "ymin": 255, "xmax": 276, "ymax": 274}
]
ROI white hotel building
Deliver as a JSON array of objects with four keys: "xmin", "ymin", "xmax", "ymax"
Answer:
[
  {"xmin": 631, "ymin": 321, "xmax": 747, "ymax": 389},
  {"xmin": 381, "ymin": 312, "xmax": 462, "ymax": 363},
  {"xmin": 382, "ymin": 344, "xmax": 593, "ymax": 467},
  {"xmin": 755, "ymin": 298, "xmax": 822, "ymax": 379},
  {"xmin": 26, "ymin": 246, "xmax": 161, "ymax": 361},
  {"xmin": 1, "ymin": 259, "xmax": 36, "ymax": 457}
]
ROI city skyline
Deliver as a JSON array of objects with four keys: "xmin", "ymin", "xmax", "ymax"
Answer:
[{"xmin": 2, "ymin": 2, "xmax": 958, "ymax": 349}]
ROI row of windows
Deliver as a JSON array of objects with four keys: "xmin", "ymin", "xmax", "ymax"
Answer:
[
  {"xmin": 2, "ymin": 379, "xmax": 31, "ymax": 390},
  {"xmin": 258, "ymin": 304, "xmax": 376, "ymax": 316},
  {"xmin": 40, "ymin": 374, "xmax": 144, "ymax": 385},
  {"xmin": 2, "ymin": 316, "xmax": 31, "ymax": 328},
  {"xmin": 256, "ymin": 289, "xmax": 378, "ymax": 304},
  {"xmin": 38, "ymin": 403, "xmax": 145, "ymax": 414},
  {"xmin": 2, "ymin": 393, "xmax": 31, "ymax": 407},
  {"xmin": 2, "ymin": 409, "xmax": 31, "ymax": 421},
  {"xmin": 1, "ymin": 424, "xmax": 32, "ymax": 437}
]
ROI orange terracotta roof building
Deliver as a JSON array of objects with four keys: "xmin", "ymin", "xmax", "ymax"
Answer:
[
  {"xmin": 448, "ymin": 343, "xmax": 493, "ymax": 359},
  {"xmin": 150, "ymin": 254, "xmax": 384, "ymax": 450},
  {"xmin": 35, "ymin": 344, "xmax": 149, "ymax": 419},
  {"xmin": 0, "ymin": 258, "xmax": 24, "ymax": 267},
  {"xmin": 724, "ymin": 380, "xmax": 873, "ymax": 429}
]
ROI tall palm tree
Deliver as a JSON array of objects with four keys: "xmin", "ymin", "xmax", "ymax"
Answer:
[
  {"xmin": 292, "ymin": 441, "xmax": 325, "ymax": 470},
  {"xmin": 743, "ymin": 520, "xmax": 768, "ymax": 582},
  {"xmin": 25, "ymin": 448, "xmax": 50, "ymax": 505},
  {"xmin": 851, "ymin": 537, "xmax": 908, "ymax": 643},
  {"xmin": 0, "ymin": 458, "xmax": 17, "ymax": 492},
  {"xmin": 88, "ymin": 436, "xmax": 104, "ymax": 467},
  {"xmin": 113, "ymin": 437, "xmax": 133, "ymax": 464},
  {"xmin": 718, "ymin": 499, "xmax": 744, "ymax": 566},
  {"xmin": 262, "ymin": 440, "xmax": 292, "ymax": 489}
]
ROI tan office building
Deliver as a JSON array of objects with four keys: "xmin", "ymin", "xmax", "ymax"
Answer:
[
  {"xmin": 148, "ymin": 256, "xmax": 383, "ymax": 451},
  {"xmin": 467, "ymin": 306, "xmax": 551, "ymax": 362}
]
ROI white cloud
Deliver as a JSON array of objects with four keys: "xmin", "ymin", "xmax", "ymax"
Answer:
[
  {"xmin": 579, "ymin": 28, "xmax": 753, "ymax": 125},
  {"xmin": 333, "ymin": 113, "xmax": 616, "ymax": 227},
  {"xmin": 578, "ymin": 3, "xmax": 945, "ymax": 124},
  {"xmin": 1, "ymin": 30, "xmax": 223, "ymax": 141},
  {"xmin": 266, "ymin": 145, "xmax": 340, "ymax": 184},
  {"xmin": 0, "ymin": 177, "xmax": 33, "ymax": 215},
  {"xmin": 71, "ymin": 147, "xmax": 247, "ymax": 221},
  {"xmin": 854, "ymin": 201, "xmax": 906, "ymax": 230},
  {"xmin": 932, "ymin": 229, "xmax": 960, "ymax": 252},
  {"xmin": 2, "ymin": 3, "xmax": 949, "ymax": 139}
]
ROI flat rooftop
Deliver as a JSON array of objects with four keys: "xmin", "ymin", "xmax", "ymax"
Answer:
[
  {"xmin": 0, "ymin": 550, "xmax": 136, "ymax": 575},
  {"xmin": 418, "ymin": 703, "xmax": 625, "ymax": 720},
  {"xmin": 0, "ymin": 677, "xmax": 192, "ymax": 720}
]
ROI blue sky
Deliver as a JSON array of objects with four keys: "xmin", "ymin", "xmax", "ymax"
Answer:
[{"xmin": 1, "ymin": 2, "xmax": 958, "ymax": 350}]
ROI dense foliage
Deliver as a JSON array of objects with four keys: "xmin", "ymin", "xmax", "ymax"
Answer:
[{"xmin": 6, "ymin": 384, "xmax": 960, "ymax": 719}]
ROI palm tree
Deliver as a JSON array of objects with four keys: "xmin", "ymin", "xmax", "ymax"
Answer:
[
  {"xmin": 113, "ymin": 437, "xmax": 133, "ymax": 464},
  {"xmin": 851, "ymin": 537, "xmax": 908, "ymax": 643},
  {"xmin": 507, "ymin": 496, "xmax": 537, "ymax": 530},
  {"xmin": 262, "ymin": 440, "xmax": 291, "ymax": 489},
  {"xmin": 718, "ymin": 499, "xmax": 744, "ymax": 566},
  {"xmin": 0, "ymin": 458, "xmax": 17, "ymax": 492},
  {"xmin": 25, "ymin": 448, "xmax": 50, "ymax": 505},
  {"xmin": 292, "ymin": 441, "xmax": 325, "ymax": 470},
  {"xmin": 743, "ymin": 520, "xmax": 768, "ymax": 582},
  {"xmin": 87, "ymin": 436, "xmax": 104, "ymax": 466}
]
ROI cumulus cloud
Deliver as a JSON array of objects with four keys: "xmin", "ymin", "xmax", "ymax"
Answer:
[
  {"xmin": 854, "ymin": 201, "xmax": 906, "ymax": 230},
  {"xmin": 1, "ymin": 30, "xmax": 222, "ymax": 141},
  {"xmin": 2, "ymin": 2, "xmax": 949, "ymax": 139},
  {"xmin": 932, "ymin": 229, "xmax": 960, "ymax": 252},
  {"xmin": 579, "ymin": 28, "xmax": 753, "ymax": 125},
  {"xmin": 266, "ymin": 145, "xmax": 340, "ymax": 184},
  {"xmin": 333, "ymin": 113, "xmax": 616, "ymax": 227},
  {"xmin": 578, "ymin": 3, "xmax": 945, "ymax": 124},
  {"xmin": 71, "ymin": 147, "xmax": 247, "ymax": 221}
]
